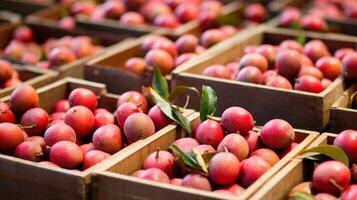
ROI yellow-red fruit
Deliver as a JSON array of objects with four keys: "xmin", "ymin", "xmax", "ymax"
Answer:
[
  {"xmin": 0, "ymin": 122, "xmax": 24, "ymax": 152},
  {"xmin": 10, "ymin": 84, "xmax": 39, "ymax": 114}
]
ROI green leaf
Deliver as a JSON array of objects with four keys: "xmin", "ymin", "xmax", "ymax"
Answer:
[
  {"xmin": 300, "ymin": 145, "xmax": 349, "ymax": 166},
  {"xmin": 292, "ymin": 22, "xmax": 306, "ymax": 45},
  {"xmin": 150, "ymin": 88, "xmax": 192, "ymax": 136},
  {"xmin": 152, "ymin": 66, "xmax": 169, "ymax": 100},
  {"xmin": 349, "ymin": 91, "xmax": 357, "ymax": 108},
  {"xmin": 192, "ymin": 148, "xmax": 208, "ymax": 175},
  {"xmin": 168, "ymin": 86, "xmax": 199, "ymax": 102},
  {"xmin": 169, "ymin": 145, "xmax": 199, "ymax": 169},
  {"xmin": 289, "ymin": 191, "xmax": 315, "ymax": 200},
  {"xmin": 200, "ymin": 85, "xmax": 217, "ymax": 121},
  {"xmin": 201, "ymin": 152, "xmax": 216, "ymax": 166}
]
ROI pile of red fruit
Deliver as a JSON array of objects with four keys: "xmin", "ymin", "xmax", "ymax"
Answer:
[
  {"xmin": 131, "ymin": 106, "xmax": 298, "ymax": 197},
  {"xmin": 202, "ymin": 39, "xmax": 357, "ymax": 93},
  {"xmin": 2, "ymin": 26, "xmax": 103, "ymax": 68},
  {"xmin": 124, "ymin": 31, "xmax": 237, "ymax": 75},
  {"xmin": 289, "ymin": 130, "xmax": 357, "ymax": 199},
  {"xmin": 0, "ymin": 83, "xmax": 175, "ymax": 170},
  {"xmin": 0, "ymin": 59, "xmax": 22, "ymax": 88}
]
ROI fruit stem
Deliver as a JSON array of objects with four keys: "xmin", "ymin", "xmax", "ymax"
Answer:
[
  {"xmin": 207, "ymin": 115, "xmax": 221, "ymax": 122},
  {"xmin": 155, "ymin": 147, "xmax": 160, "ymax": 160},
  {"xmin": 329, "ymin": 179, "xmax": 344, "ymax": 191},
  {"xmin": 18, "ymin": 124, "xmax": 36, "ymax": 129},
  {"xmin": 224, "ymin": 146, "xmax": 229, "ymax": 153}
]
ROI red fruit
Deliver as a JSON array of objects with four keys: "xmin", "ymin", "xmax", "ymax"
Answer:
[
  {"xmin": 14, "ymin": 141, "xmax": 43, "ymax": 162},
  {"xmin": 123, "ymin": 113, "xmax": 155, "ymax": 144},
  {"xmin": 239, "ymin": 53, "xmax": 268, "ymax": 72},
  {"xmin": 27, "ymin": 136, "xmax": 46, "ymax": 151},
  {"xmin": 10, "ymin": 84, "xmax": 39, "ymax": 114},
  {"xmin": 334, "ymin": 48, "xmax": 355, "ymax": 61},
  {"xmin": 304, "ymin": 40, "xmax": 330, "ymax": 63},
  {"xmin": 94, "ymin": 110, "xmax": 115, "ymax": 129},
  {"xmin": 256, "ymin": 45, "xmax": 276, "ymax": 69},
  {"xmin": 0, "ymin": 102, "xmax": 16, "ymax": 123},
  {"xmin": 141, "ymin": 35, "xmax": 165, "ymax": 53},
  {"xmin": 341, "ymin": 185, "xmax": 357, "ymax": 200},
  {"xmin": 260, "ymin": 119, "xmax": 295, "ymax": 150},
  {"xmin": 59, "ymin": 16, "xmax": 75, "ymax": 30},
  {"xmin": 333, "ymin": 130, "xmax": 357, "ymax": 163},
  {"xmin": 251, "ymin": 148, "xmax": 280, "ymax": 166},
  {"xmin": 80, "ymin": 143, "xmax": 94, "ymax": 155},
  {"xmin": 209, "ymin": 152, "xmax": 240, "ymax": 185},
  {"xmin": 226, "ymin": 62, "xmax": 240, "ymax": 78},
  {"xmin": 124, "ymin": 0, "xmax": 145, "ymax": 10},
  {"xmin": 100, "ymin": 0, "xmax": 126, "ymax": 19},
  {"xmin": 195, "ymin": 45, "xmax": 206, "ymax": 54},
  {"xmin": 53, "ymin": 99, "xmax": 70, "ymax": 113},
  {"xmin": 44, "ymin": 123, "xmax": 76, "ymax": 146},
  {"xmin": 49, "ymin": 112, "xmax": 65, "ymax": 124},
  {"xmin": 315, "ymin": 193, "xmax": 338, "ymax": 200},
  {"xmin": 203, "ymin": 64, "xmax": 231, "ymax": 79},
  {"xmin": 115, "ymin": 102, "xmax": 141, "ymax": 128},
  {"xmin": 50, "ymin": 141, "xmax": 83, "ymax": 169},
  {"xmin": 301, "ymin": 55, "xmax": 314, "ymax": 67},
  {"xmin": 71, "ymin": 1, "xmax": 95, "ymax": 16},
  {"xmin": 135, "ymin": 168, "xmax": 170, "ymax": 183},
  {"xmin": 220, "ymin": 106, "xmax": 255, "ymax": 135},
  {"xmin": 48, "ymin": 47, "xmax": 76, "ymax": 67},
  {"xmin": 117, "ymin": 91, "xmax": 148, "ymax": 113},
  {"xmin": 175, "ymin": 3, "xmax": 199, "ymax": 23},
  {"xmin": 298, "ymin": 66, "xmax": 324, "ymax": 81},
  {"xmin": 172, "ymin": 137, "xmax": 199, "ymax": 153},
  {"xmin": 199, "ymin": 12, "xmax": 218, "ymax": 30},
  {"xmin": 315, "ymin": 57, "xmax": 342, "ymax": 80},
  {"xmin": 145, "ymin": 49, "xmax": 174, "ymax": 75},
  {"xmin": 195, "ymin": 119, "xmax": 224, "ymax": 148},
  {"xmin": 170, "ymin": 178, "xmax": 182, "ymax": 186},
  {"xmin": 175, "ymin": 34, "xmax": 198, "ymax": 54},
  {"xmin": 239, "ymin": 156, "xmax": 271, "ymax": 188},
  {"xmin": 220, "ymin": 25, "xmax": 237, "ymax": 38},
  {"xmin": 14, "ymin": 26, "xmax": 33, "ymax": 43},
  {"xmin": 154, "ymin": 13, "xmax": 180, "ymax": 28},
  {"xmin": 0, "ymin": 60, "xmax": 14, "ymax": 83},
  {"xmin": 294, "ymin": 75, "xmax": 324, "ymax": 93},
  {"xmin": 0, "ymin": 123, "xmax": 24, "ymax": 152},
  {"xmin": 312, "ymin": 160, "xmax": 351, "ymax": 195},
  {"xmin": 148, "ymin": 105, "xmax": 172, "ymax": 130},
  {"xmin": 301, "ymin": 15, "xmax": 327, "ymax": 32},
  {"xmin": 244, "ymin": 130, "xmax": 263, "ymax": 155},
  {"xmin": 236, "ymin": 66, "xmax": 264, "ymax": 84},
  {"xmin": 83, "ymin": 150, "xmax": 110, "ymax": 170},
  {"xmin": 279, "ymin": 40, "xmax": 303, "ymax": 53},
  {"xmin": 92, "ymin": 124, "xmax": 122, "ymax": 154},
  {"xmin": 279, "ymin": 8, "xmax": 301, "ymax": 27},
  {"xmin": 217, "ymin": 134, "xmax": 249, "ymax": 161},
  {"xmin": 342, "ymin": 52, "xmax": 357, "ymax": 81},
  {"xmin": 68, "ymin": 88, "xmax": 97, "ymax": 111},
  {"xmin": 244, "ymin": 3, "xmax": 266, "ymax": 22},
  {"xmin": 182, "ymin": 173, "xmax": 212, "ymax": 191},
  {"xmin": 266, "ymin": 76, "xmax": 293, "ymax": 90},
  {"xmin": 278, "ymin": 142, "xmax": 298, "ymax": 158},
  {"xmin": 322, "ymin": 78, "xmax": 332, "ymax": 90},
  {"xmin": 140, "ymin": 2, "xmax": 171, "ymax": 22},
  {"xmin": 276, "ymin": 50, "xmax": 302, "ymax": 79},
  {"xmin": 200, "ymin": 29, "xmax": 224, "ymax": 48},
  {"xmin": 70, "ymin": 38, "xmax": 95, "ymax": 59},
  {"xmin": 194, "ymin": 144, "xmax": 216, "ymax": 155},
  {"xmin": 65, "ymin": 106, "xmax": 95, "ymax": 137},
  {"xmin": 120, "ymin": 12, "xmax": 145, "ymax": 25},
  {"xmin": 124, "ymin": 57, "xmax": 146, "ymax": 75},
  {"xmin": 224, "ymin": 184, "xmax": 245, "ymax": 196},
  {"xmin": 175, "ymin": 53, "xmax": 196, "ymax": 67},
  {"xmin": 151, "ymin": 39, "xmax": 178, "ymax": 58},
  {"xmin": 20, "ymin": 108, "xmax": 49, "ymax": 136},
  {"xmin": 262, "ymin": 70, "xmax": 278, "ymax": 84},
  {"xmin": 143, "ymin": 150, "xmax": 175, "ymax": 177}
]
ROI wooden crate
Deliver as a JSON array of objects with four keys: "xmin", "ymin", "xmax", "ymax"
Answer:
[
  {"xmin": 0, "ymin": 0, "xmax": 50, "ymax": 16},
  {"xmin": 171, "ymin": 26, "xmax": 354, "ymax": 131},
  {"xmin": 329, "ymin": 84, "xmax": 357, "ymax": 133},
  {"xmin": 249, "ymin": 132, "xmax": 337, "ymax": 200},
  {"xmin": 268, "ymin": 0, "xmax": 357, "ymax": 36},
  {"xmin": 0, "ymin": 63, "xmax": 58, "ymax": 98},
  {"xmin": 75, "ymin": 1, "xmax": 242, "ymax": 38},
  {"xmin": 0, "ymin": 21, "xmax": 131, "ymax": 79},
  {"xmin": 0, "ymin": 77, "xmax": 193, "ymax": 200},
  {"xmin": 91, "ymin": 112, "xmax": 318, "ymax": 200}
]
